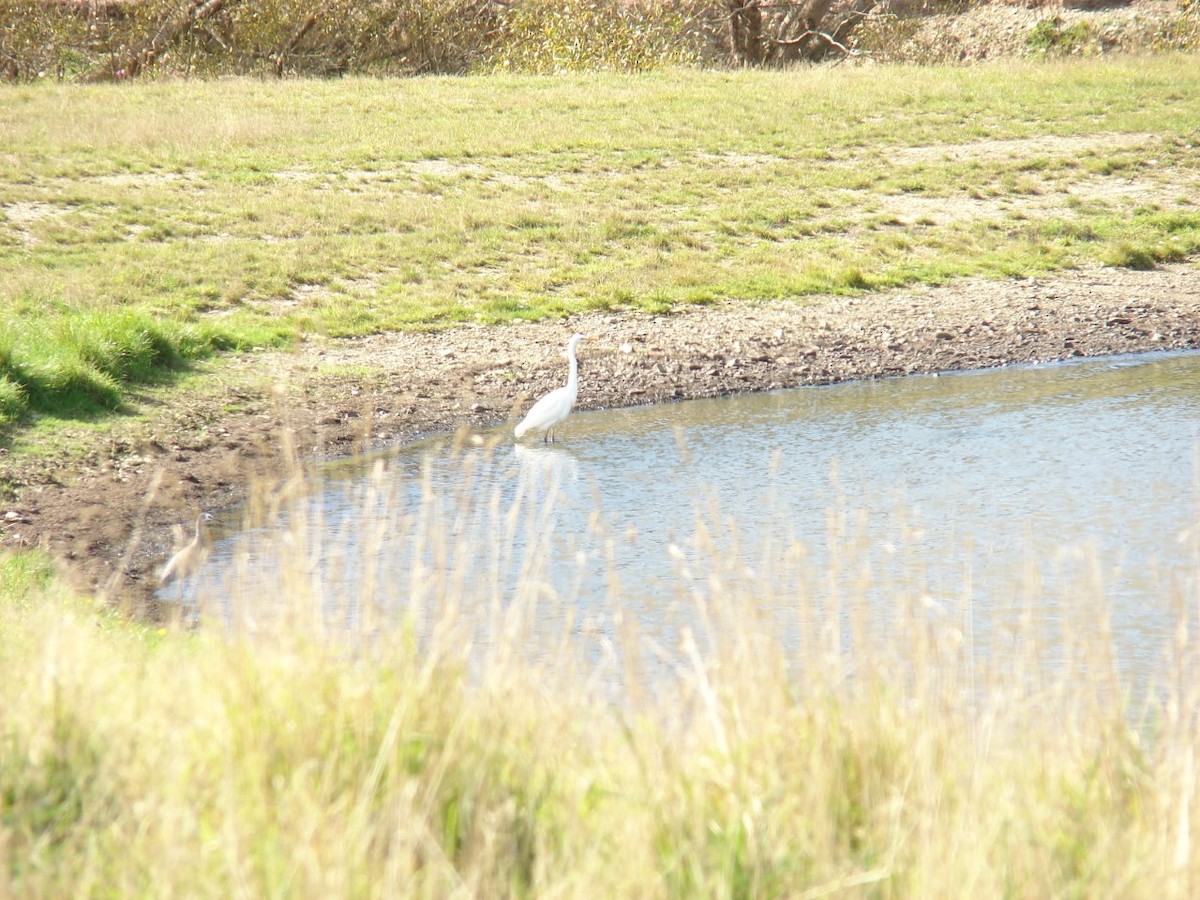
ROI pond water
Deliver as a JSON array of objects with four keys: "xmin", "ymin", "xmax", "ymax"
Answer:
[{"xmin": 171, "ymin": 350, "xmax": 1200, "ymax": 696}]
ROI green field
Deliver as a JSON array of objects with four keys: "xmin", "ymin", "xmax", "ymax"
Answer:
[{"xmin": 3, "ymin": 57, "xmax": 1199, "ymax": 425}]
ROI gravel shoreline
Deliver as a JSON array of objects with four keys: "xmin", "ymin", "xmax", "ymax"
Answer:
[{"xmin": 2, "ymin": 260, "xmax": 1198, "ymax": 614}]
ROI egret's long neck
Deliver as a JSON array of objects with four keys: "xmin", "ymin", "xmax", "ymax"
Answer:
[{"xmin": 566, "ymin": 346, "xmax": 579, "ymax": 399}]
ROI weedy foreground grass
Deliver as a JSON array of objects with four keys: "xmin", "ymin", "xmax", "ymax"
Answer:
[
  {"xmin": 2, "ymin": 57, "xmax": 1199, "ymax": 425},
  {"xmin": 2, "ymin": 449, "xmax": 1199, "ymax": 897}
]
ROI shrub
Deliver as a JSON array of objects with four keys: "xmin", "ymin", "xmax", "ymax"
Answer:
[
  {"xmin": 1026, "ymin": 16, "xmax": 1093, "ymax": 55},
  {"xmin": 0, "ymin": 0, "xmax": 889, "ymax": 79},
  {"xmin": 487, "ymin": 0, "xmax": 700, "ymax": 73}
]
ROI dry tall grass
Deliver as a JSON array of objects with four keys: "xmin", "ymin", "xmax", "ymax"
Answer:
[{"xmin": 2, "ymin": 443, "xmax": 1198, "ymax": 896}]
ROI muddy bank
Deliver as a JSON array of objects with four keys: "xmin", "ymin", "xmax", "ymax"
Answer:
[{"xmin": 2, "ymin": 260, "xmax": 1198, "ymax": 615}]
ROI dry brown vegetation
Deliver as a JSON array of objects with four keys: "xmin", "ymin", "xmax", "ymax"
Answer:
[
  {"xmin": 4, "ymin": 0, "xmax": 1195, "ymax": 80},
  {"xmin": 0, "ymin": 0, "xmax": 851, "ymax": 79}
]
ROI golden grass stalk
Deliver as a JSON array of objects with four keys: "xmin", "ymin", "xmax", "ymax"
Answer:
[{"xmin": 1, "ymin": 443, "xmax": 1198, "ymax": 896}]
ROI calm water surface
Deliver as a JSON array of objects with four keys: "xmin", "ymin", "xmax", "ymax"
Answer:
[{"xmin": 176, "ymin": 350, "xmax": 1200, "ymax": 690}]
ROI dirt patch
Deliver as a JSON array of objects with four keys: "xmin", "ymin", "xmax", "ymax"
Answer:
[
  {"xmin": 875, "ymin": 172, "xmax": 1187, "ymax": 227},
  {"xmin": 88, "ymin": 171, "xmax": 193, "ymax": 188},
  {"xmin": 887, "ymin": 133, "xmax": 1161, "ymax": 166},
  {"xmin": 1, "ymin": 259, "xmax": 1198, "ymax": 615},
  {"xmin": 2, "ymin": 200, "xmax": 68, "ymax": 246}
]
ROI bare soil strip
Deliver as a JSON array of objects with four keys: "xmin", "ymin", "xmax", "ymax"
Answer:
[{"xmin": 2, "ymin": 260, "xmax": 1197, "ymax": 614}]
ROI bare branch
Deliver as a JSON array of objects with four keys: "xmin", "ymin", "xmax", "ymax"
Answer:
[
  {"xmin": 89, "ymin": 0, "xmax": 240, "ymax": 81},
  {"xmin": 775, "ymin": 27, "xmax": 854, "ymax": 56},
  {"xmin": 273, "ymin": 10, "xmax": 322, "ymax": 78}
]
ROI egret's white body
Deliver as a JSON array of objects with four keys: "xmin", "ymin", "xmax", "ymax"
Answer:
[
  {"xmin": 514, "ymin": 334, "xmax": 585, "ymax": 443},
  {"xmin": 159, "ymin": 512, "xmax": 210, "ymax": 586}
]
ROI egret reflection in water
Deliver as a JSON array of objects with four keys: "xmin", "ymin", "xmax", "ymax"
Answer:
[{"xmin": 513, "ymin": 441, "xmax": 581, "ymax": 492}]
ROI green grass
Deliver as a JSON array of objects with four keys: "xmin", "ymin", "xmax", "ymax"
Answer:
[
  {"xmin": 0, "ymin": 548, "xmax": 55, "ymax": 603},
  {"xmin": 2, "ymin": 57, "xmax": 1199, "ymax": 426},
  {"xmin": 0, "ymin": 306, "xmax": 240, "ymax": 423}
]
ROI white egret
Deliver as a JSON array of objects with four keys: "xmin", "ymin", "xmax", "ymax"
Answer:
[
  {"xmin": 514, "ymin": 333, "xmax": 587, "ymax": 443},
  {"xmin": 159, "ymin": 512, "xmax": 211, "ymax": 586}
]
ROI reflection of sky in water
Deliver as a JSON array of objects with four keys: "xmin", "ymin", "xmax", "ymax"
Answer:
[{"xmin": 176, "ymin": 350, "xmax": 1200, "ymax": 692}]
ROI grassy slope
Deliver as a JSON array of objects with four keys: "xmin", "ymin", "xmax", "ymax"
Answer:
[{"xmin": 2, "ymin": 57, "xmax": 1199, "ymax": 426}]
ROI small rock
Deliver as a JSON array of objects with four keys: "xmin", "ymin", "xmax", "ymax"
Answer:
[{"xmin": 619, "ymin": 343, "xmax": 633, "ymax": 354}]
